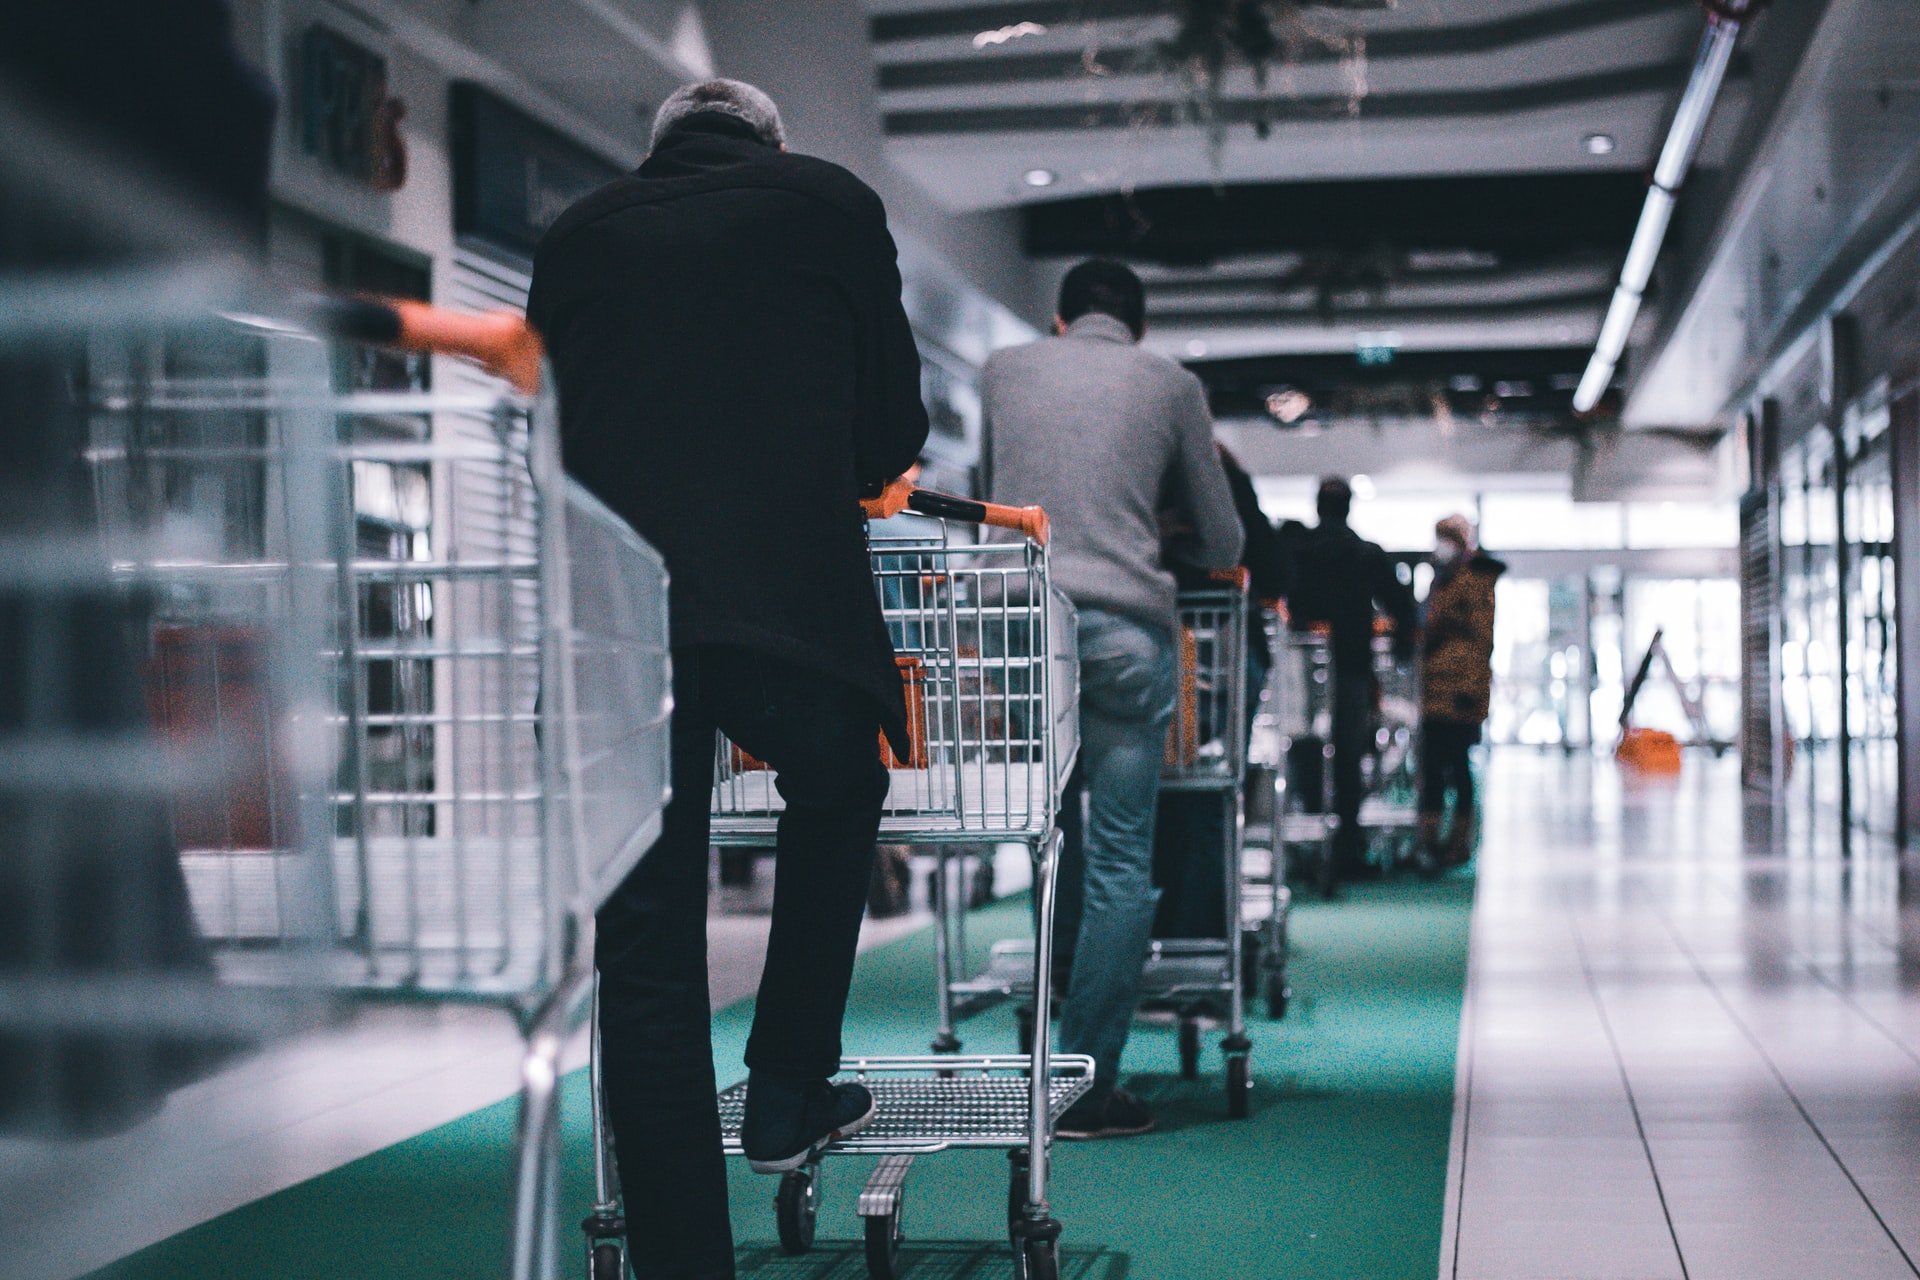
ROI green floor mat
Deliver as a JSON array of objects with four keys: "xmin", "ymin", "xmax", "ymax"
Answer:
[{"xmin": 93, "ymin": 873, "xmax": 1473, "ymax": 1280}]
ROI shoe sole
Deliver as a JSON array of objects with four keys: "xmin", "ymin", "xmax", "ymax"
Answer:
[
  {"xmin": 1057, "ymin": 1117, "xmax": 1156, "ymax": 1141},
  {"xmin": 746, "ymin": 1096, "xmax": 879, "ymax": 1174}
]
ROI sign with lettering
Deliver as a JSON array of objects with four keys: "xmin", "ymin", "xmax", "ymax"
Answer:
[
  {"xmin": 300, "ymin": 25, "xmax": 406, "ymax": 191},
  {"xmin": 450, "ymin": 83, "xmax": 624, "ymax": 263}
]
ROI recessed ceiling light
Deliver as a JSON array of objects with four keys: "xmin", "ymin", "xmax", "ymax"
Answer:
[
  {"xmin": 1583, "ymin": 132, "xmax": 1617, "ymax": 156},
  {"xmin": 1022, "ymin": 168, "xmax": 1057, "ymax": 188},
  {"xmin": 1186, "ymin": 339, "xmax": 1209, "ymax": 358}
]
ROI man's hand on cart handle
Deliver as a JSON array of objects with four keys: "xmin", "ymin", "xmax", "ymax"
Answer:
[
  {"xmin": 862, "ymin": 467, "xmax": 922, "ymax": 521},
  {"xmin": 860, "ymin": 475, "xmax": 1050, "ymax": 546},
  {"xmin": 320, "ymin": 295, "xmax": 545, "ymax": 395}
]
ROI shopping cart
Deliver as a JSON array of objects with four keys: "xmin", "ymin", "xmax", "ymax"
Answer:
[
  {"xmin": 671, "ymin": 488, "xmax": 1083, "ymax": 1280},
  {"xmin": 1358, "ymin": 632, "xmax": 1423, "ymax": 869},
  {"xmin": 1250, "ymin": 625, "xmax": 1339, "ymax": 917},
  {"xmin": 77, "ymin": 297, "xmax": 671, "ymax": 1280},
  {"xmin": 946, "ymin": 576, "xmax": 1259, "ymax": 1112}
]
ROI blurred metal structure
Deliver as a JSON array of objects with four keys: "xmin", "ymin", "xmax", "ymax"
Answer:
[
  {"xmin": 698, "ymin": 520, "xmax": 1083, "ymax": 1280},
  {"xmin": 1249, "ymin": 625, "xmax": 1338, "ymax": 912},
  {"xmin": 2, "ymin": 292, "xmax": 671, "ymax": 1280},
  {"xmin": 1359, "ymin": 632, "xmax": 1423, "ymax": 869}
]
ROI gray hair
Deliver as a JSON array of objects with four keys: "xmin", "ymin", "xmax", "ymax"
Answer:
[{"xmin": 650, "ymin": 79, "xmax": 786, "ymax": 149}]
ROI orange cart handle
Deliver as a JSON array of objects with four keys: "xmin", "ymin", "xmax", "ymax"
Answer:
[
  {"xmin": 315, "ymin": 295, "xmax": 544, "ymax": 395},
  {"xmin": 860, "ymin": 481, "xmax": 1050, "ymax": 546},
  {"xmin": 1207, "ymin": 566, "xmax": 1251, "ymax": 590}
]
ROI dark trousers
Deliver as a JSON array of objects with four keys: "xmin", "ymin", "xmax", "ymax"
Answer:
[
  {"xmin": 596, "ymin": 646, "xmax": 888, "ymax": 1280},
  {"xmin": 1330, "ymin": 661, "xmax": 1375, "ymax": 869},
  {"xmin": 1420, "ymin": 718, "xmax": 1479, "ymax": 818}
]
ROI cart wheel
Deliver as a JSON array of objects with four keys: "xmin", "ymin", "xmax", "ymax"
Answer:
[
  {"xmin": 863, "ymin": 1204, "xmax": 903, "ymax": 1279},
  {"xmin": 1265, "ymin": 972, "xmax": 1291, "ymax": 1020},
  {"xmin": 1226, "ymin": 1053, "xmax": 1252, "ymax": 1119},
  {"xmin": 1177, "ymin": 1017, "xmax": 1202, "ymax": 1081},
  {"xmin": 1020, "ymin": 1237, "xmax": 1060, "ymax": 1280},
  {"xmin": 775, "ymin": 1165, "xmax": 819, "ymax": 1255},
  {"xmin": 589, "ymin": 1241, "xmax": 624, "ymax": 1280}
]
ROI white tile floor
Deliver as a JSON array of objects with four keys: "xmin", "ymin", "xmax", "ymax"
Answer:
[{"xmin": 1439, "ymin": 750, "xmax": 1920, "ymax": 1280}]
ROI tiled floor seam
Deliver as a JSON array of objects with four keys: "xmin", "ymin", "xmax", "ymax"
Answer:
[
  {"xmin": 1649, "ymin": 901, "xmax": 1920, "ymax": 1280},
  {"xmin": 1568, "ymin": 909, "xmax": 1691, "ymax": 1280},
  {"xmin": 1440, "ymin": 896, "xmax": 1481, "ymax": 1280}
]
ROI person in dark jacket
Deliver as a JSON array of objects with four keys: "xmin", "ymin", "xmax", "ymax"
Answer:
[
  {"xmin": 1151, "ymin": 443, "xmax": 1291, "ymax": 940},
  {"xmin": 1285, "ymin": 477, "xmax": 1417, "ymax": 883},
  {"xmin": 1416, "ymin": 514, "xmax": 1504, "ymax": 874},
  {"xmin": 527, "ymin": 79, "xmax": 930, "ymax": 1279}
]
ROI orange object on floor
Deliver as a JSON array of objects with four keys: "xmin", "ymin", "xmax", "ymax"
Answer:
[{"xmin": 1616, "ymin": 726, "xmax": 1682, "ymax": 775}]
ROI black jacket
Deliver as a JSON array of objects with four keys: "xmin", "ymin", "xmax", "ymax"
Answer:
[
  {"xmin": 527, "ymin": 116, "xmax": 930, "ymax": 746},
  {"xmin": 1285, "ymin": 520, "xmax": 1417, "ymax": 670},
  {"xmin": 1169, "ymin": 447, "xmax": 1291, "ymax": 663}
]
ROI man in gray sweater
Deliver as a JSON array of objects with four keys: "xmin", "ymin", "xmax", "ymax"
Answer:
[{"xmin": 983, "ymin": 259, "xmax": 1243, "ymax": 1137}]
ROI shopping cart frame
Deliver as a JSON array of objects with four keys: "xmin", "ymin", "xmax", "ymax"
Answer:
[
  {"xmin": 944, "ymin": 579, "xmax": 1259, "ymax": 1114},
  {"xmin": 77, "ymin": 299, "xmax": 671, "ymax": 1280},
  {"xmin": 587, "ymin": 512, "xmax": 1081, "ymax": 1280}
]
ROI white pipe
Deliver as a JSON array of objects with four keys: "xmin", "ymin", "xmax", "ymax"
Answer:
[{"xmin": 1573, "ymin": 2, "xmax": 1752, "ymax": 414}]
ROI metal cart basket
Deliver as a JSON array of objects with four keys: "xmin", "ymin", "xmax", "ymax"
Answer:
[
  {"xmin": 79, "ymin": 301, "xmax": 671, "ymax": 1280},
  {"xmin": 660, "ymin": 511, "xmax": 1083, "ymax": 1280},
  {"xmin": 1359, "ymin": 632, "xmax": 1423, "ymax": 869},
  {"xmin": 1250, "ymin": 625, "xmax": 1339, "ymax": 914},
  {"xmin": 949, "ymin": 578, "xmax": 1259, "ymax": 1113}
]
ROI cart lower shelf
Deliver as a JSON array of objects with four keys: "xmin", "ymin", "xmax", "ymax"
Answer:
[{"xmin": 717, "ymin": 1054, "xmax": 1095, "ymax": 1156}]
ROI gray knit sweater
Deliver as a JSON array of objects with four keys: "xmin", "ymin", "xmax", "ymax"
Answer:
[{"xmin": 981, "ymin": 313, "xmax": 1244, "ymax": 632}]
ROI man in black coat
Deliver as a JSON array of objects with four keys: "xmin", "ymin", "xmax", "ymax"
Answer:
[
  {"xmin": 1286, "ymin": 477, "xmax": 1417, "ymax": 883},
  {"xmin": 527, "ymin": 79, "xmax": 930, "ymax": 1278}
]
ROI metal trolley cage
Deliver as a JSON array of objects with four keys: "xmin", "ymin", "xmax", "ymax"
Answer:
[
  {"xmin": 1359, "ymin": 632, "xmax": 1423, "ymax": 869},
  {"xmin": 78, "ymin": 299, "xmax": 671, "ymax": 1280},
  {"xmin": 951, "ymin": 580, "xmax": 1262, "ymax": 1114},
  {"xmin": 1248, "ymin": 624, "xmax": 1339, "ymax": 907},
  {"xmin": 604, "ymin": 518, "xmax": 1083, "ymax": 1280}
]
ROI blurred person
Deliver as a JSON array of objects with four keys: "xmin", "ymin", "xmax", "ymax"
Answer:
[
  {"xmin": 1415, "ymin": 515, "xmax": 1504, "ymax": 875},
  {"xmin": 1152, "ymin": 443, "xmax": 1291, "ymax": 943},
  {"xmin": 983, "ymin": 259, "xmax": 1242, "ymax": 1138},
  {"xmin": 528, "ymin": 79, "xmax": 929, "ymax": 1277},
  {"xmin": 1284, "ymin": 478, "xmax": 1417, "ymax": 884},
  {"xmin": 0, "ymin": 0, "xmax": 276, "ymax": 1139}
]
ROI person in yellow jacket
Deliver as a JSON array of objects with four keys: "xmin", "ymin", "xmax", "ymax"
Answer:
[{"xmin": 1416, "ymin": 515, "xmax": 1504, "ymax": 874}]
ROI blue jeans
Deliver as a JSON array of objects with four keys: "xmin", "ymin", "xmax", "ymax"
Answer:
[{"xmin": 1053, "ymin": 609, "xmax": 1177, "ymax": 1104}]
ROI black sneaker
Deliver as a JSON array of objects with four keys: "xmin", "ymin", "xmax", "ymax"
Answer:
[
  {"xmin": 741, "ymin": 1076, "xmax": 877, "ymax": 1173},
  {"xmin": 1056, "ymin": 1086, "xmax": 1155, "ymax": 1140}
]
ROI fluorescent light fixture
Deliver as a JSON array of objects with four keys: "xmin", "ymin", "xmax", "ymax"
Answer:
[
  {"xmin": 1618, "ymin": 189, "xmax": 1676, "ymax": 295},
  {"xmin": 1351, "ymin": 474, "xmax": 1376, "ymax": 501},
  {"xmin": 975, "ymin": 21, "xmax": 1048, "ymax": 48},
  {"xmin": 1022, "ymin": 168, "xmax": 1057, "ymax": 188},
  {"xmin": 1583, "ymin": 132, "xmax": 1617, "ymax": 156},
  {"xmin": 1570, "ymin": 4, "xmax": 1749, "ymax": 414}
]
